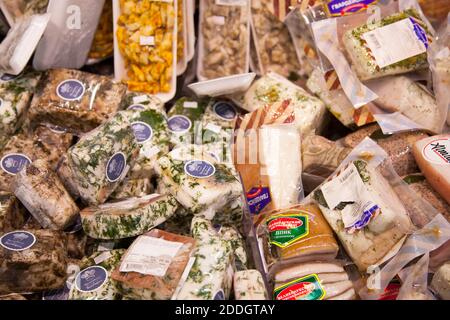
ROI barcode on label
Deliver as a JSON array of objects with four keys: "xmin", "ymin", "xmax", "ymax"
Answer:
[{"xmin": 367, "ymin": 33, "xmax": 381, "ymax": 49}]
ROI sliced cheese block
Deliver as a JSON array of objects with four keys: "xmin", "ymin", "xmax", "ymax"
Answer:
[
  {"xmin": 413, "ymin": 135, "xmax": 450, "ymax": 205},
  {"xmin": 80, "ymin": 194, "xmax": 178, "ymax": 240},
  {"xmin": 233, "ymin": 270, "xmax": 268, "ymax": 300}
]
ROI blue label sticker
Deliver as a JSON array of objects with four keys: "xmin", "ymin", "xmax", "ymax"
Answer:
[
  {"xmin": 213, "ymin": 290, "xmax": 225, "ymax": 300},
  {"xmin": 56, "ymin": 79, "xmax": 86, "ymax": 101},
  {"xmin": 409, "ymin": 17, "xmax": 429, "ymax": 49},
  {"xmin": 64, "ymin": 215, "xmax": 82, "ymax": 234},
  {"xmin": 213, "ymin": 101, "xmax": 237, "ymax": 121},
  {"xmin": 0, "ymin": 153, "xmax": 31, "ymax": 175},
  {"xmin": 75, "ymin": 266, "xmax": 108, "ymax": 293},
  {"xmin": 167, "ymin": 115, "xmax": 192, "ymax": 133},
  {"xmin": 0, "ymin": 231, "xmax": 36, "ymax": 251},
  {"xmin": 349, "ymin": 204, "xmax": 379, "ymax": 230},
  {"xmin": 42, "ymin": 283, "xmax": 70, "ymax": 300},
  {"xmin": 127, "ymin": 104, "xmax": 146, "ymax": 111},
  {"xmin": 131, "ymin": 121, "xmax": 153, "ymax": 143},
  {"xmin": 0, "ymin": 73, "xmax": 20, "ymax": 81},
  {"xmin": 184, "ymin": 160, "xmax": 216, "ymax": 179},
  {"xmin": 246, "ymin": 187, "xmax": 271, "ymax": 215},
  {"xmin": 106, "ymin": 152, "xmax": 126, "ymax": 183},
  {"xmin": 326, "ymin": 0, "xmax": 377, "ymax": 16}
]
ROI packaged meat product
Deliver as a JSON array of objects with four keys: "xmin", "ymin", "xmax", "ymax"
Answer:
[
  {"xmin": 27, "ymin": 68, "xmax": 127, "ymax": 134},
  {"xmin": 69, "ymin": 249, "xmax": 125, "ymax": 300},
  {"xmin": 431, "ymin": 261, "xmax": 450, "ymax": 300},
  {"xmin": 197, "ymin": 0, "xmax": 250, "ymax": 81},
  {"xmin": 250, "ymin": 0, "xmax": 300, "ymax": 79},
  {"xmin": 403, "ymin": 174, "xmax": 450, "ymax": 222},
  {"xmin": 313, "ymin": 155, "xmax": 413, "ymax": 271},
  {"xmin": 41, "ymin": 259, "xmax": 83, "ymax": 301},
  {"xmin": 366, "ymin": 76, "xmax": 443, "ymax": 134},
  {"xmin": 0, "ymin": 70, "xmax": 42, "ymax": 148},
  {"xmin": 119, "ymin": 92, "xmax": 165, "ymax": 112},
  {"xmin": 80, "ymin": 194, "xmax": 178, "ymax": 240},
  {"xmin": 242, "ymin": 72, "xmax": 326, "ymax": 136},
  {"xmin": 109, "ymin": 178, "xmax": 153, "ymax": 201},
  {"xmin": 342, "ymin": 9, "xmax": 433, "ymax": 81},
  {"xmin": 233, "ymin": 110, "xmax": 303, "ymax": 218},
  {"xmin": 412, "ymin": 134, "xmax": 450, "ymax": 205},
  {"xmin": 219, "ymin": 226, "xmax": 248, "ymax": 271},
  {"xmin": 0, "ymin": 134, "xmax": 54, "ymax": 192},
  {"xmin": 13, "ymin": 159, "xmax": 79, "ymax": 231},
  {"xmin": 111, "ymin": 229, "xmax": 196, "ymax": 300},
  {"xmin": 113, "ymin": 0, "xmax": 177, "ymax": 101},
  {"xmin": 167, "ymin": 97, "xmax": 208, "ymax": 147},
  {"xmin": 0, "ymin": 14, "xmax": 49, "ymax": 75},
  {"xmin": 256, "ymin": 203, "xmax": 339, "ymax": 274},
  {"xmin": 343, "ymin": 125, "xmax": 428, "ymax": 177},
  {"xmin": 176, "ymin": 217, "xmax": 234, "ymax": 300},
  {"xmin": 33, "ymin": 0, "xmax": 105, "ymax": 70},
  {"xmin": 0, "ymin": 229, "xmax": 67, "ymax": 294},
  {"xmin": 302, "ymin": 135, "xmax": 351, "ymax": 178},
  {"xmin": 0, "ymin": 0, "xmax": 48, "ymax": 25},
  {"xmin": 87, "ymin": 0, "xmax": 114, "ymax": 63},
  {"xmin": 273, "ymin": 261, "xmax": 355, "ymax": 300},
  {"xmin": 57, "ymin": 111, "xmax": 140, "ymax": 206},
  {"xmin": 0, "ymin": 192, "xmax": 27, "ymax": 233},
  {"xmin": 233, "ymin": 269, "xmax": 268, "ymax": 300},
  {"xmin": 155, "ymin": 145, "xmax": 242, "ymax": 218},
  {"xmin": 123, "ymin": 107, "xmax": 171, "ymax": 179}
]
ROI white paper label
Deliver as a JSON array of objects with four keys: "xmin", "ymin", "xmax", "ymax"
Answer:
[
  {"xmin": 94, "ymin": 251, "xmax": 112, "ymax": 264},
  {"xmin": 120, "ymin": 236, "xmax": 183, "ymax": 277},
  {"xmin": 211, "ymin": 16, "xmax": 225, "ymax": 25},
  {"xmin": 321, "ymin": 163, "xmax": 379, "ymax": 230},
  {"xmin": 97, "ymin": 242, "xmax": 115, "ymax": 252},
  {"xmin": 142, "ymin": 145, "xmax": 160, "ymax": 159},
  {"xmin": 140, "ymin": 36, "xmax": 155, "ymax": 46},
  {"xmin": 133, "ymin": 95, "xmax": 150, "ymax": 104},
  {"xmin": 205, "ymin": 123, "xmax": 222, "ymax": 134},
  {"xmin": 183, "ymin": 101, "xmax": 198, "ymax": 109},
  {"xmin": 362, "ymin": 18, "xmax": 427, "ymax": 68}
]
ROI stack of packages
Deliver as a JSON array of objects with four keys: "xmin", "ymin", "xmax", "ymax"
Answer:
[{"xmin": 0, "ymin": 0, "xmax": 449, "ymax": 301}]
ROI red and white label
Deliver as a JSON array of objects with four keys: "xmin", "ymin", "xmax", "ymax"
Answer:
[{"xmin": 422, "ymin": 137, "xmax": 450, "ymax": 165}]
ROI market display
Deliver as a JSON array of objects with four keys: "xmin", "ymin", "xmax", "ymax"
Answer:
[{"xmin": 0, "ymin": 0, "xmax": 449, "ymax": 302}]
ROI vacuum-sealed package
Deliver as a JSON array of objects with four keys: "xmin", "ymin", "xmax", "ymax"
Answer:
[
  {"xmin": 27, "ymin": 69, "xmax": 127, "ymax": 134},
  {"xmin": 80, "ymin": 194, "xmax": 178, "ymax": 240},
  {"xmin": 234, "ymin": 269, "xmax": 268, "ymax": 300},
  {"xmin": 109, "ymin": 178, "xmax": 153, "ymax": 201},
  {"xmin": 57, "ymin": 111, "xmax": 140, "ymax": 206},
  {"xmin": 233, "ymin": 110, "xmax": 304, "ymax": 221},
  {"xmin": 197, "ymin": 0, "xmax": 250, "ymax": 81},
  {"xmin": 0, "ymin": 0, "xmax": 48, "ymax": 25},
  {"xmin": 111, "ymin": 229, "xmax": 196, "ymax": 300},
  {"xmin": 273, "ymin": 260, "xmax": 355, "ymax": 300},
  {"xmin": 69, "ymin": 249, "xmax": 125, "ymax": 300},
  {"xmin": 242, "ymin": 72, "xmax": 327, "ymax": 136},
  {"xmin": 119, "ymin": 92, "xmax": 164, "ymax": 112},
  {"xmin": 0, "ymin": 14, "xmax": 49, "ymax": 75},
  {"xmin": 33, "ymin": 0, "xmax": 105, "ymax": 70},
  {"xmin": 123, "ymin": 107, "xmax": 171, "ymax": 179},
  {"xmin": 0, "ymin": 70, "xmax": 42, "ymax": 148},
  {"xmin": 113, "ymin": 0, "xmax": 177, "ymax": 101},
  {"xmin": 0, "ymin": 229, "xmax": 68, "ymax": 294},
  {"xmin": 431, "ymin": 261, "xmax": 450, "ymax": 300},
  {"xmin": 250, "ymin": 0, "xmax": 300, "ymax": 79},
  {"xmin": 87, "ymin": 0, "xmax": 114, "ymax": 64},
  {"xmin": 13, "ymin": 159, "xmax": 79, "ymax": 231},
  {"xmin": 0, "ymin": 192, "xmax": 27, "ymax": 233},
  {"xmin": 155, "ymin": 144, "xmax": 242, "ymax": 218},
  {"xmin": 255, "ymin": 203, "xmax": 339, "ymax": 275}
]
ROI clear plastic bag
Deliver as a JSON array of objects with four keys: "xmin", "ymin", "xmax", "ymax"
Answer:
[
  {"xmin": 33, "ymin": 0, "xmax": 105, "ymax": 70},
  {"xmin": 396, "ymin": 253, "xmax": 435, "ymax": 300}
]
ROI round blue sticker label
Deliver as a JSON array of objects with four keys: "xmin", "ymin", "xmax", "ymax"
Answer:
[
  {"xmin": 167, "ymin": 115, "xmax": 192, "ymax": 133},
  {"xmin": 213, "ymin": 101, "xmax": 237, "ymax": 121},
  {"xmin": 0, "ymin": 231, "xmax": 36, "ymax": 251},
  {"xmin": 131, "ymin": 121, "xmax": 153, "ymax": 143},
  {"xmin": 106, "ymin": 152, "xmax": 126, "ymax": 183},
  {"xmin": 213, "ymin": 289, "xmax": 225, "ymax": 300},
  {"xmin": 56, "ymin": 79, "xmax": 86, "ymax": 101},
  {"xmin": 0, "ymin": 153, "xmax": 31, "ymax": 175},
  {"xmin": 127, "ymin": 104, "xmax": 146, "ymax": 111},
  {"xmin": 75, "ymin": 266, "xmax": 108, "ymax": 293},
  {"xmin": 184, "ymin": 160, "xmax": 216, "ymax": 179},
  {"xmin": 0, "ymin": 73, "xmax": 19, "ymax": 82}
]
